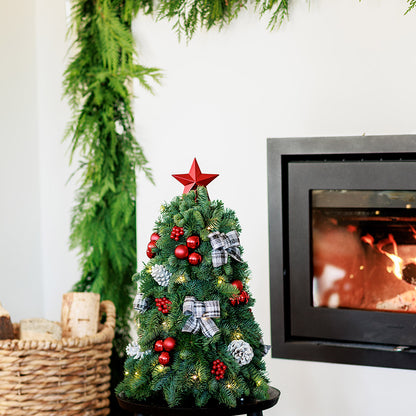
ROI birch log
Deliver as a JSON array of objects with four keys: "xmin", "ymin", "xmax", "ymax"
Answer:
[
  {"xmin": 19, "ymin": 318, "xmax": 62, "ymax": 340},
  {"xmin": 0, "ymin": 303, "xmax": 14, "ymax": 340},
  {"xmin": 61, "ymin": 292, "xmax": 100, "ymax": 338}
]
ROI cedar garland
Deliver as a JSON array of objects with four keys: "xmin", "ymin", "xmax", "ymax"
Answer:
[{"xmin": 63, "ymin": 0, "xmax": 161, "ymax": 358}]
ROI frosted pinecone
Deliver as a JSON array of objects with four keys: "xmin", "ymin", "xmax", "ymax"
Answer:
[
  {"xmin": 151, "ymin": 264, "xmax": 172, "ymax": 286},
  {"xmin": 126, "ymin": 341, "xmax": 143, "ymax": 359},
  {"xmin": 227, "ymin": 340, "xmax": 254, "ymax": 366}
]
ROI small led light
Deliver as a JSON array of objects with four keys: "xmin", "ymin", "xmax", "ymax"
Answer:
[
  {"xmin": 124, "ymin": 371, "xmax": 129, "ymax": 376},
  {"xmin": 406, "ymin": 204, "xmax": 412, "ymax": 209},
  {"xmin": 359, "ymin": 265, "xmax": 364, "ymax": 270},
  {"xmin": 176, "ymin": 275, "xmax": 186, "ymax": 283},
  {"xmin": 375, "ymin": 210, "xmax": 380, "ymax": 215}
]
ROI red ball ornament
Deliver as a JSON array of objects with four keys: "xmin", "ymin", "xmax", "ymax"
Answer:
[
  {"xmin": 150, "ymin": 233, "xmax": 160, "ymax": 242},
  {"xmin": 163, "ymin": 337, "xmax": 176, "ymax": 352},
  {"xmin": 147, "ymin": 241, "xmax": 157, "ymax": 251},
  {"xmin": 158, "ymin": 351, "xmax": 170, "ymax": 365},
  {"xmin": 188, "ymin": 252, "xmax": 202, "ymax": 265},
  {"xmin": 174, "ymin": 245, "xmax": 189, "ymax": 259},
  {"xmin": 186, "ymin": 236, "xmax": 200, "ymax": 249},
  {"xmin": 146, "ymin": 249, "xmax": 155, "ymax": 259},
  {"xmin": 154, "ymin": 340, "xmax": 164, "ymax": 352},
  {"xmin": 231, "ymin": 280, "xmax": 244, "ymax": 292}
]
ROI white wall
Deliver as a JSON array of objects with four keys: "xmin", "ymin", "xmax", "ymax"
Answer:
[
  {"xmin": 133, "ymin": 1, "xmax": 416, "ymax": 415},
  {"xmin": 35, "ymin": 0, "xmax": 79, "ymax": 321},
  {"xmin": 0, "ymin": 1, "xmax": 44, "ymax": 320},
  {"xmin": 0, "ymin": 0, "xmax": 77, "ymax": 321},
  {"xmin": 1, "ymin": 1, "xmax": 416, "ymax": 415}
]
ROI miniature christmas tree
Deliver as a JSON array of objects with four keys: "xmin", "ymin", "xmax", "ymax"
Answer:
[{"xmin": 117, "ymin": 159, "xmax": 269, "ymax": 408}]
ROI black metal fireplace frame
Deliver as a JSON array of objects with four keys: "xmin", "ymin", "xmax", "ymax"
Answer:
[{"xmin": 267, "ymin": 135, "xmax": 416, "ymax": 370}]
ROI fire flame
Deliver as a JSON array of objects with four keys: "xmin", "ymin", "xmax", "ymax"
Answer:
[
  {"xmin": 376, "ymin": 234, "xmax": 403, "ymax": 280},
  {"xmin": 361, "ymin": 231, "xmax": 404, "ymax": 279}
]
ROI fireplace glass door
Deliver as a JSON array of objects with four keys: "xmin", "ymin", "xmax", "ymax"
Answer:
[{"xmin": 312, "ymin": 190, "xmax": 416, "ymax": 314}]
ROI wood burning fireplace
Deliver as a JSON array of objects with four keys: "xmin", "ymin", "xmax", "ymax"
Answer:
[{"xmin": 267, "ymin": 135, "xmax": 416, "ymax": 369}]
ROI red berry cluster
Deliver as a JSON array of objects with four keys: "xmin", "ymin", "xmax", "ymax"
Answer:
[
  {"xmin": 230, "ymin": 279, "xmax": 249, "ymax": 306},
  {"xmin": 230, "ymin": 291, "xmax": 250, "ymax": 306},
  {"xmin": 211, "ymin": 359, "xmax": 227, "ymax": 380},
  {"xmin": 155, "ymin": 297, "xmax": 172, "ymax": 314},
  {"xmin": 170, "ymin": 226, "xmax": 184, "ymax": 241}
]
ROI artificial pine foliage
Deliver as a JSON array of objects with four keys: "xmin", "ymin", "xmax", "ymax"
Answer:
[{"xmin": 117, "ymin": 185, "xmax": 269, "ymax": 407}]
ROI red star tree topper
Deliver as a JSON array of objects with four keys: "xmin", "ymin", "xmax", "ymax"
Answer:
[{"xmin": 172, "ymin": 158, "xmax": 218, "ymax": 194}]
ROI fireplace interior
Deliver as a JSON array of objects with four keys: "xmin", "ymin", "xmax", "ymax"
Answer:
[
  {"xmin": 267, "ymin": 136, "xmax": 416, "ymax": 369},
  {"xmin": 312, "ymin": 189, "xmax": 416, "ymax": 314}
]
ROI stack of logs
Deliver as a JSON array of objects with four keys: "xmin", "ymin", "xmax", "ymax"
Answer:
[{"xmin": 0, "ymin": 292, "xmax": 100, "ymax": 341}]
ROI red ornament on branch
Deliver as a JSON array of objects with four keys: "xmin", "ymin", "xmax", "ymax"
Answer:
[
  {"xmin": 163, "ymin": 337, "xmax": 176, "ymax": 352},
  {"xmin": 146, "ymin": 238, "xmax": 158, "ymax": 258},
  {"xmin": 175, "ymin": 245, "xmax": 189, "ymax": 259},
  {"xmin": 188, "ymin": 252, "xmax": 202, "ymax": 265},
  {"xmin": 231, "ymin": 280, "xmax": 244, "ymax": 292},
  {"xmin": 154, "ymin": 340, "xmax": 164, "ymax": 352},
  {"xmin": 158, "ymin": 351, "xmax": 170, "ymax": 365},
  {"xmin": 150, "ymin": 233, "xmax": 160, "ymax": 242},
  {"xmin": 186, "ymin": 236, "xmax": 200, "ymax": 249}
]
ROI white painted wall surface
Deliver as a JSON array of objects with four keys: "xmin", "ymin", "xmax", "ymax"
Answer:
[
  {"xmin": 1, "ymin": 1, "xmax": 416, "ymax": 415},
  {"xmin": 0, "ymin": 1, "xmax": 44, "ymax": 320}
]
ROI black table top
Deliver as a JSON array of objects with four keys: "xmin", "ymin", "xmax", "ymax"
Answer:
[{"xmin": 117, "ymin": 386, "xmax": 280, "ymax": 416}]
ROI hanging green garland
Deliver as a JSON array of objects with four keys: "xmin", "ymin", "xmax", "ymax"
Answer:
[
  {"xmin": 138, "ymin": 0, "xmax": 289, "ymax": 39},
  {"xmin": 64, "ymin": 0, "xmax": 161, "ymax": 358}
]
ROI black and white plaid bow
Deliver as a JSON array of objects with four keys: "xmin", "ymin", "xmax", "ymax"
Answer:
[
  {"xmin": 208, "ymin": 230, "xmax": 243, "ymax": 267},
  {"xmin": 182, "ymin": 296, "xmax": 220, "ymax": 338},
  {"xmin": 133, "ymin": 292, "xmax": 149, "ymax": 313}
]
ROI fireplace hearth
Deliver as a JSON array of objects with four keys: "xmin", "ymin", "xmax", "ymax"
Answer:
[{"xmin": 267, "ymin": 135, "xmax": 416, "ymax": 369}]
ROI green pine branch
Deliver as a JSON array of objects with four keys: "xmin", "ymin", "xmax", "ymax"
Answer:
[
  {"xmin": 64, "ymin": 0, "xmax": 161, "ymax": 359},
  {"xmin": 136, "ymin": 0, "xmax": 290, "ymax": 40},
  {"xmin": 406, "ymin": 0, "xmax": 416, "ymax": 14}
]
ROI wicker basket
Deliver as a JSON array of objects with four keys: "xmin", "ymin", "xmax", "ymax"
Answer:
[{"xmin": 0, "ymin": 300, "xmax": 115, "ymax": 416}]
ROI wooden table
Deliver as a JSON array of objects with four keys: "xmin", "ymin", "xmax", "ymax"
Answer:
[{"xmin": 117, "ymin": 386, "xmax": 280, "ymax": 416}]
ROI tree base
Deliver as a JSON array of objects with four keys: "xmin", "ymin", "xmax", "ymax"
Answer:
[{"xmin": 117, "ymin": 386, "xmax": 280, "ymax": 416}]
